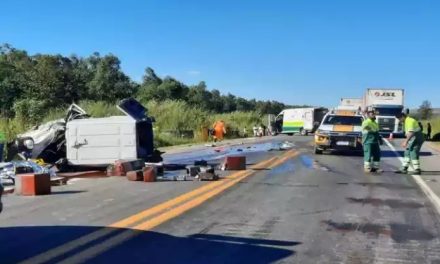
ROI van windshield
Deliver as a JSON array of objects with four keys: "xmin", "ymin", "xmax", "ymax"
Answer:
[{"xmin": 323, "ymin": 115, "xmax": 363, "ymax": 126}]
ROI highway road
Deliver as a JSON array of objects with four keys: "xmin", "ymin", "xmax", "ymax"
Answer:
[{"xmin": 1, "ymin": 135, "xmax": 440, "ymax": 263}]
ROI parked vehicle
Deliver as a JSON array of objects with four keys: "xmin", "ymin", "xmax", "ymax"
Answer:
[
  {"xmin": 274, "ymin": 108, "xmax": 328, "ymax": 136},
  {"xmin": 314, "ymin": 109, "xmax": 364, "ymax": 154},
  {"xmin": 66, "ymin": 98, "xmax": 158, "ymax": 166},
  {"xmin": 7, "ymin": 98, "xmax": 162, "ymax": 169},
  {"xmin": 7, "ymin": 104, "xmax": 89, "ymax": 163},
  {"xmin": 363, "ymin": 88, "xmax": 405, "ymax": 135}
]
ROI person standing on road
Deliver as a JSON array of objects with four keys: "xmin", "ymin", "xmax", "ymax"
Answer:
[
  {"xmin": 395, "ymin": 113, "xmax": 424, "ymax": 175},
  {"xmin": 427, "ymin": 122, "xmax": 432, "ymax": 141},
  {"xmin": 212, "ymin": 120, "xmax": 226, "ymax": 142},
  {"xmin": 361, "ymin": 110, "xmax": 382, "ymax": 173}
]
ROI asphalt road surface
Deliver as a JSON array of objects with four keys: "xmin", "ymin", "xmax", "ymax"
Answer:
[{"xmin": 1, "ymin": 135, "xmax": 440, "ymax": 264}]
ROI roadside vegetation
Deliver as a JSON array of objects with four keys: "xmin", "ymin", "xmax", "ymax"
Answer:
[
  {"xmin": 0, "ymin": 44, "xmax": 294, "ymax": 146},
  {"xmin": 417, "ymin": 100, "xmax": 440, "ymax": 142},
  {"xmin": 422, "ymin": 117, "xmax": 440, "ymax": 143}
]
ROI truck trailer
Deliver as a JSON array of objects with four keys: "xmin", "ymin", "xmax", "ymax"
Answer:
[{"xmin": 338, "ymin": 98, "xmax": 364, "ymax": 111}]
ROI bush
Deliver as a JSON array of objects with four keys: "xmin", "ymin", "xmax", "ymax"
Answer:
[
  {"xmin": 79, "ymin": 100, "xmax": 120, "ymax": 117},
  {"xmin": 13, "ymin": 99, "xmax": 50, "ymax": 125},
  {"xmin": 0, "ymin": 99, "xmax": 267, "ymax": 148},
  {"xmin": 210, "ymin": 111, "xmax": 264, "ymax": 138}
]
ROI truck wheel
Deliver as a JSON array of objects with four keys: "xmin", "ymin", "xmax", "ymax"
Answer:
[
  {"xmin": 314, "ymin": 146, "xmax": 323, "ymax": 155},
  {"xmin": 300, "ymin": 129, "xmax": 308, "ymax": 136}
]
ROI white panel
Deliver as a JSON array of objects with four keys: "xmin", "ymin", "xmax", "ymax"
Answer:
[
  {"xmin": 78, "ymin": 135, "xmax": 120, "ymax": 147},
  {"xmin": 121, "ymin": 125, "xmax": 135, "ymax": 135},
  {"xmin": 121, "ymin": 136, "xmax": 136, "ymax": 146},
  {"xmin": 68, "ymin": 126, "xmax": 77, "ymax": 136},
  {"xmin": 120, "ymin": 148, "xmax": 137, "ymax": 160},
  {"xmin": 78, "ymin": 147, "xmax": 121, "ymax": 160},
  {"xmin": 365, "ymin": 89, "xmax": 404, "ymax": 106},
  {"xmin": 79, "ymin": 125, "xmax": 120, "ymax": 136},
  {"xmin": 66, "ymin": 118, "xmax": 139, "ymax": 165}
]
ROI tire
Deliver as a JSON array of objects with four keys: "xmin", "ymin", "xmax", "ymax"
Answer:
[
  {"xmin": 314, "ymin": 146, "xmax": 323, "ymax": 155},
  {"xmin": 300, "ymin": 129, "xmax": 308, "ymax": 136}
]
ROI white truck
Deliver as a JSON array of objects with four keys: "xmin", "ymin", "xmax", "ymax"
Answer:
[
  {"xmin": 364, "ymin": 88, "xmax": 405, "ymax": 135},
  {"xmin": 338, "ymin": 98, "xmax": 364, "ymax": 111},
  {"xmin": 274, "ymin": 108, "xmax": 328, "ymax": 136}
]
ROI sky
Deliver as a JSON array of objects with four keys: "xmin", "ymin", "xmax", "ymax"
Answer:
[{"xmin": 1, "ymin": 0, "xmax": 439, "ymax": 108}]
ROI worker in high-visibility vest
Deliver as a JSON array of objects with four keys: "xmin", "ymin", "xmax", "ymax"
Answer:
[
  {"xmin": 361, "ymin": 110, "xmax": 382, "ymax": 173},
  {"xmin": 395, "ymin": 113, "xmax": 424, "ymax": 175}
]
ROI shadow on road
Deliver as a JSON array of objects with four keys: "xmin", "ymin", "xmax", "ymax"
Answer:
[
  {"xmin": 381, "ymin": 150, "xmax": 432, "ymax": 158},
  {"xmin": 50, "ymin": 190, "xmax": 87, "ymax": 195},
  {"xmin": 0, "ymin": 225, "xmax": 298, "ymax": 264},
  {"xmin": 322, "ymin": 151, "xmax": 363, "ymax": 157}
]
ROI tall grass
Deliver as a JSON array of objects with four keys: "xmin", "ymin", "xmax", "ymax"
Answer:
[{"xmin": 0, "ymin": 99, "xmax": 264, "ymax": 147}]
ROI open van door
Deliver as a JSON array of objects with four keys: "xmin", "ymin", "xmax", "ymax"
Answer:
[
  {"xmin": 117, "ymin": 98, "xmax": 148, "ymax": 121},
  {"xmin": 117, "ymin": 98, "xmax": 156, "ymax": 162}
]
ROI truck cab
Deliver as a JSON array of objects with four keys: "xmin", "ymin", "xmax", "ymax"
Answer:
[
  {"xmin": 364, "ymin": 89, "xmax": 405, "ymax": 136},
  {"xmin": 370, "ymin": 105, "xmax": 404, "ymax": 136},
  {"xmin": 314, "ymin": 109, "xmax": 364, "ymax": 154}
]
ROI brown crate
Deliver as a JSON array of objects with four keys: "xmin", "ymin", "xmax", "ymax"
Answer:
[
  {"xmin": 114, "ymin": 159, "xmax": 144, "ymax": 176},
  {"xmin": 224, "ymin": 156, "xmax": 246, "ymax": 170},
  {"xmin": 143, "ymin": 166, "xmax": 157, "ymax": 182},
  {"xmin": 18, "ymin": 173, "xmax": 51, "ymax": 196},
  {"xmin": 114, "ymin": 160, "xmax": 126, "ymax": 176},
  {"xmin": 126, "ymin": 170, "xmax": 143, "ymax": 181}
]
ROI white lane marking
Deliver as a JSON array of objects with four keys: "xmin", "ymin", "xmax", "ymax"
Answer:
[{"xmin": 384, "ymin": 139, "xmax": 440, "ymax": 216}]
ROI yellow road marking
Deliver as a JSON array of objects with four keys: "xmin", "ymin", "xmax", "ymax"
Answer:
[
  {"xmin": 112, "ymin": 156, "xmax": 279, "ymax": 228},
  {"xmin": 57, "ymin": 151, "xmax": 300, "ymax": 263},
  {"xmin": 20, "ymin": 150, "xmax": 297, "ymax": 264}
]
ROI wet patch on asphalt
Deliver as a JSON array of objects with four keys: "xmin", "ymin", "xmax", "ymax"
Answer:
[
  {"xmin": 267, "ymin": 161, "xmax": 295, "ymax": 175},
  {"xmin": 346, "ymin": 197, "xmax": 424, "ymax": 209},
  {"xmin": 322, "ymin": 220, "xmax": 435, "ymax": 242},
  {"xmin": 300, "ymin": 155, "xmax": 330, "ymax": 172},
  {"xmin": 164, "ymin": 142, "xmax": 289, "ymax": 164}
]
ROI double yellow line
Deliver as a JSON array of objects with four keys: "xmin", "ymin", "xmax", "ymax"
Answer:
[{"xmin": 21, "ymin": 150, "xmax": 299, "ymax": 264}]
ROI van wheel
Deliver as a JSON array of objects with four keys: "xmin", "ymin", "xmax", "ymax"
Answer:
[
  {"xmin": 314, "ymin": 147, "xmax": 323, "ymax": 155},
  {"xmin": 300, "ymin": 129, "xmax": 308, "ymax": 136}
]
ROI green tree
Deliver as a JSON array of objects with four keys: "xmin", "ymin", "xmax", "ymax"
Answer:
[
  {"xmin": 209, "ymin": 89, "xmax": 224, "ymax": 112},
  {"xmin": 187, "ymin": 81, "xmax": 212, "ymax": 110},
  {"xmin": 158, "ymin": 77, "xmax": 188, "ymax": 100},
  {"xmin": 236, "ymin": 97, "xmax": 252, "ymax": 111},
  {"xmin": 88, "ymin": 54, "xmax": 136, "ymax": 101},
  {"xmin": 142, "ymin": 67, "xmax": 162, "ymax": 87},
  {"xmin": 222, "ymin": 93, "xmax": 237, "ymax": 112},
  {"xmin": 0, "ymin": 44, "xmax": 33, "ymax": 116},
  {"xmin": 138, "ymin": 67, "xmax": 163, "ymax": 102},
  {"xmin": 418, "ymin": 100, "xmax": 433, "ymax": 120}
]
